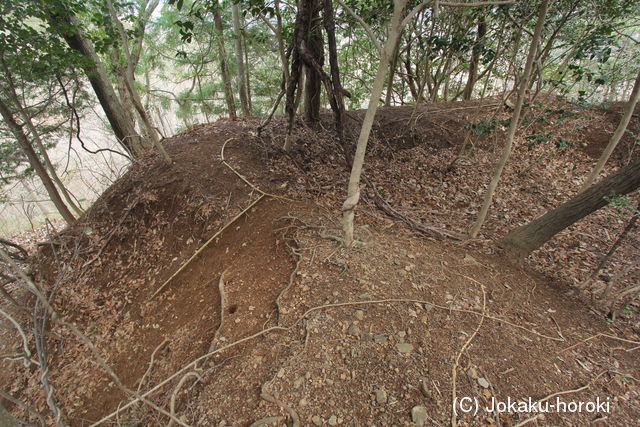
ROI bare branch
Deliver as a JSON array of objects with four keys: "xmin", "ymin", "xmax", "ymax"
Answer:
[{"xmin": 335, "ymin": 0, "xmax": 382, "ymax": 53}]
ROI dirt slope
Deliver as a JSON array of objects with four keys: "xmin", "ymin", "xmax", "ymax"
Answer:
[{"xmin": 1, "ymin": 98, "xmax": 639, "ymax": 426}]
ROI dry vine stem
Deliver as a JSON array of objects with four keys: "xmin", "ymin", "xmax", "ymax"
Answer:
[
  {"xmin": 0, "ymin": 307, "xmax": 32, "ymax": 367},
  {"xmin": 259, "ymin": 380, "xmax": 300, "ymax": 426},
  {"xmin": 220, "ymin": 137, "xmax": 293, "ymax": 202},
  {"xmin": 0, "ymin": 389, "xmax": 45, "ymax": 425},
  {"xmin": 137, "ymin": 339, "xmax": 169, "ymax": 393},
  {"xmin": 152, "ymin": 136, "xmax": 297, "ymax": 298},
  {"xmin": 94, "ymin": 293, "xmax": 572, "ymax": 425},
  {"xmin": 0, "ymin": 248, "xmax": 189, "ymax": 427},
  {"xmin": 451, "ymin": 283, "xmax": 486, "ymax": 427},
  {"xmin": 150, "ymin": 194, "xmax": 265, "ymax": 298},
  {"xmin": 169, "ymin": 371, "xmax": 202, "ymax": 427},
  {"xmin": 559, "ymin": 332, "xmax": 640, "ymax": 354}
]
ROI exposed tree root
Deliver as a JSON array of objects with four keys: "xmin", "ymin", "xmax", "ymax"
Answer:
[
  {"xmin": 0, "ymin": 248, "xmax": 189, "ymax": 427},
  {"xmin": 275, "ymin": 230, "xmax": 303, "ymax": 326},
  {"xmin": 559, "ymin": 333, "xmax": 640, "ymax": 354}
]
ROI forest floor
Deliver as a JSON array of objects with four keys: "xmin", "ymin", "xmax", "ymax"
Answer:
[{"xmin": 1, "ymin": 96, "xmax": 640, "ymax": 426}]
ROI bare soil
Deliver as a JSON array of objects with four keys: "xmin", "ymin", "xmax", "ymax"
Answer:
[{"xmin": 1, "ymin": 98, "xmax": 639, "ymax": 426}]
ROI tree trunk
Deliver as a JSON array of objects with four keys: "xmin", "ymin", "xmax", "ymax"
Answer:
[
  {"xmin": 469, "ymin": 0, "xmax": 550, "ymax": 238},
  {"xmin": 106, "ymin": 0, "xmax": 172, "ymax": 165},
  {"xmin": 106, "ymin": 0, "xmax": 161, "ymax": 153},
  {"xmin": 303, "ymin": 0, "xmax": 324, "ymax": 124},
  {"xmin": 110, "ymin": 49, "xmax": 138, "ymax": 131},
  {"xmin": 342, "ymin": 0, "xmax": 408, "ymax": 247},
  {"xmin": 385, "ymin": 38, "xmax": 401, "ymax": 106},
  {"xmin": 20, "ymin": 179, "xmax": 52, "ymax": 218},
  {"xmin": 243, "ymin": 36, "xmax": 252, "ymax": 113},
  {"xmin": 123, "ymin": 75, "xmax": 172, "ymax": 164},
  {"xmin": 232, "ymin": 3, "xmax": 251, "ymax": 117},
  {"xmin": 0, "ymin": 57, "xmax": 84, "ymax": 216},
  {"xmin": 49, "ymin": 12, "xmax": 143, "ymax": 157},
  {"xmin": 580, "ymin": 202, "xmax": 639, "ymax": 290},
  {"xmin": 322, "ymin": 0, "xmax": 349, "ymax": 165},
  {"xmin": 500, "ymin": 157, "xmax": 640, "ymax": 259},
  {"xmin": 105, "ymin": 0, "xmax": 170, "ymax": 163},
  {"xmin": 213, "ymin": 3, "xmax": 237, "ymax": 120},
  {"xmin": 581, "ymin": 70, "xmax": 640, "ymax": 190},
  {"xmin": 284, "ymin": 0, "xmax": 313, "ymax": 150},
  {"xmin": 462, "ymin": 14, "xmax": 486, "ymax": 100},
  {"xmin": 0, "ymin": 98, "xmax": 76, "ymax": 224},
  {"xmin": 275, "ymin": 0, "xmax": 289, "ymax": 84}
]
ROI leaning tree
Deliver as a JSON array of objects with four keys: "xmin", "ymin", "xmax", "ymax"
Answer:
[{"xmin": 500, "ymin": 158, "xmax": 640, "ymax": 259}]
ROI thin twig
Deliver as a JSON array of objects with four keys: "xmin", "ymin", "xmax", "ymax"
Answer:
[
  {"xmin": 0, "ymin": 248, "xmax": 188, "ymax": 427},
  {"xmin": 0, "ymin": 389, "xmax": 46, "ymax": 426}
]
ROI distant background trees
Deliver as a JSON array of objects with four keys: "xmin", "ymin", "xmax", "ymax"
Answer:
[{"xmin": 0, "ymin": 0, "xmax": 638, "ymax": 234}]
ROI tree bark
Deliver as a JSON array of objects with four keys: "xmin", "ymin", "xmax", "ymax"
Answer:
[
  {"xmin": 213, "ymin": 2, "xmax": 237, "ymax": 120},
  {"xmin": 123, "ymin": 76, "xmax": 172, "ymax": 164},
  {"xmin": 500, "ymin": 158, "xmax": 640, "ymax": 259},
  {"xmin": 322, "ymin": 0, "xmax": 350, "ymax": 165},
  {"xmin": 385, "ymin": 37, "xmax": 401, "ymax": 106},
  {"xmin": 581, "ymin": 70, "xmax": 640, "ymax": 190},
  {"xmin": 232, "ymin": 3, "xmax": 251, "ymax": 117},
  {"xmin": 243, "ymin": 34, "xmax": 252, "ymax": 113},
  {"xmin": 275, "ymin": 0, "xmax": 290, "ymax": 84},
  {"xmin": 0, "ymin": 97, "xmax": 76, "ymax": 224},
  {"xmin": 284, "ymin": 0, "xmax": 313, "ymax": 150},
  {"xmin": 462, "ymin": 14, "xmax": 486, "ymax": 100},
  {"xmin": 469, "ymin": 0, "xmax": 550, "ymax": 238},
  {"xmin": 49, "ymin": 12, "xmax": 143, "ymax": 157},
  {"xmin": 342, "ymin": 0, "xmax": 408, "ymax": 247},
  {"xmin": 303, "ymin": 0, "xmax": 324, "ymax": 123}
]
